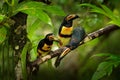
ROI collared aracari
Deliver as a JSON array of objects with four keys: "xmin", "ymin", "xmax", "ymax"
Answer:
[
  {"xmin": 31, "ymin": 33, "xmax": 60, "ymax": 74},
  {"xmin": 54, "ymin": 14, "xmax": 80, "ymax": 67},
  {"xmin": 37, "ymin": 33, "xmax": 61, "ymax": 57},
  {"xmin": 58, "ymin": 14, "xmax": 79, "ymax": 47},
  {"xmin": 55, "ymin": 27, "xmax": 86, "ymax": 67}
]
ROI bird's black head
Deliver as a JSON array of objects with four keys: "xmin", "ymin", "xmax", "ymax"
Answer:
[
  {"xmin": 45, "ymin": 33, "xmax": 54, "ymax": 41},
  {"xmin": 62, "ymin": 14, "xmax": 79, "ymax": 27}
]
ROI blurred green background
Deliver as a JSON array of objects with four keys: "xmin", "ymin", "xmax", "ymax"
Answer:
[{"xmin": 0, "ymin": 0, "xmax": 120, "ymax": 80}]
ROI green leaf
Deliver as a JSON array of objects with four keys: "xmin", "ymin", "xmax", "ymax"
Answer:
[
  {"xmin": 101, "ymin": 5, "xmax": 116, "ymax": 20},
  {"xmin": 16, "ymin": 1, "xmax": 45, "ymax": 10},
  {"xmin": 93, "ymin": 53, "xmax": 112, "ymax": 57},
  {"xmin": 23, "ymin": 9, "xmax": 52, "ymax": 25},
  {"xmin": 108, "ymin": 20, "xmax": 120, "ymax": 26},
  {"xmin": 91, "ymin": 61, "xmax": 119, "ymax": 80},
  {"xmin": 92, "ymin": 53, "xmax": 120, "ymax": 80},
  {"xmin": 93, "ymin": 53, "xmax": 120, "ymax": 61},
  {"xmin": 80, "ymin": 3, "xmax": 120, "ymax": 26},
  {"xmin": 106, "ymin": 55, "xmax": 120, "ymax": 61},
  {"xmin": 27, "ymin": 15, "xmax": 37, "ymax": 28},
  {"xmin": 21, "ymin": 42, "xmax": 31, "ymax": 80},
  {"xmin": 100, "ymin": 4, "xmax": 120, "ymax": 26},
  {"xmin": 0, "ymin": 26, "xmax": 7, "ymax": 44},
  {"xmin": 0, "ymin": 14, "xmax": 5, "ymax": 22},
  {"xmin": 27, "ymin": 16, "xmax": 44, "ymax": 42},
  {"xmin": 45, "ymin": 5, "xmax": 65, "ymax": 16},
  {"xmin": 16, "ymin": 1, "xmax": 52, "ymax": 26},
  {"xmin": 29, "ymin": 48, "xmax": 38, "ymax": 62},
  {"xmin": 80, "ymin": 4, "xmax": 106, "ymax": 15}
]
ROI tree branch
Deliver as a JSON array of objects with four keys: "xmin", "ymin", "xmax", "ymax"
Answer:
[{"xmin": 31, "ymin": 25, "xmax": 120, "ymax": 66}]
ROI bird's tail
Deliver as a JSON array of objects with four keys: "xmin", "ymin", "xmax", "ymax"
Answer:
[
  {"xmin": 54, "ymin": 56, "xmax": 61, "ymax": 67},
  {"xmin": 54, "ymin": 48, "xmax": 71, "ymax": 67}
]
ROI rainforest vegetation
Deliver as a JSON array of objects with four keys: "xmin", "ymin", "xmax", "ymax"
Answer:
[{"xmin": 0, "ymin": 0, "xmax": 120, "ymax": 80}]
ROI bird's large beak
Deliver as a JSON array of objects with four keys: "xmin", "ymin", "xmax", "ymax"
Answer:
[
  {"xmin": 66, "ymin": 14, "xmax": 79, "ymax": 21},
  {"xmin": 48, "ymin": 35, "xmax": 54, "ymax": 40},
  {"xmin": 49, "ymin": 35, "xmax": 59, "ymax": 41},
  {"xmin": 72, "ymin": 14, "xmax": 79, "ymax": 20},
  {"xmin": 49, "ymin": 35, "xmax": 63, "ymax": 45},
  {"xmin": 53, "ymin": 36, "xmax": 61, "ymax": 42}
]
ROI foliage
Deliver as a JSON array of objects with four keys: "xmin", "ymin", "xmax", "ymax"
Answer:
[
  {"xmin": 0, "ymin": 0, "xmax": 120, "ymax": 80},
  {"xmin": 92, "ymin": 53, "xmax": 120, "ymax": 80},
  {"xmin": 0, "ymin": 0, "xmax": 65, "ymax": 80},
  {"xmin": 0, "ymin": 14, "xmax": 5, "ymax": 22},
  {"xmin": 0, "ymin": 26, "xmax": 7, "ymax": 44},
  {"xmin": 15, "ymin": 1, "xmax": 65, "ymax": 26},
  {"xmin": 0, "ymin": 0, "xmax": 65, "ymax": 44},
  {"xmin": 80, "ymin": 4, "xmax": 120, "ymax": 26},
  {"xmin": 16, "ymin": 1, "xmax": 65, "ymax": 79},
  {"xmin": 21, "ymin": 42, "xmax": 31, "ymax": 80},
  {"xmin": 80, "ymin": 3, "xmax": 120, "ymax": 80}
]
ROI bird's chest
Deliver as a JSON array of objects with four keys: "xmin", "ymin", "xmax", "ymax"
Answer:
[
  {"xmin": 38, "ymin": 43, "xmax": 52, "ymax": 56},
  {"xmin": 58, "ymin": 36, "xmax": 71, "ymax": 47},
  {"xmin": 60, "ymin": 26, "xmax": 73, "ymax": 35},
  {"xmin": 42, "ymin": 43, "xmax": 52, "ymax": 51}
]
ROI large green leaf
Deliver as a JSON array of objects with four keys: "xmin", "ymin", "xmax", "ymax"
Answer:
[
  {"xmin": 27, "ymin": 15, "xmax": 38, "ymax": 28},
  {"xmin": 16, "ymin": 1, "xmax": 65, "ymax": 26},
  {"xmin": 91, "ymin": 61, "xmax": 120, "ymax": 80},
  {"xmin": 21, "ymin": 42, "xmax": 31, "ymax": 80},
  {"xmin": 108, "ymin": 19, "xmax": 120, "ymax": 26},
  {"xmin": 23, "ymin": 9, "xmax": 52, "ymax": 25},
  {"xmin": 92, "ymin": 53, "xmax": 120, "ymax": 80},
  {"xmin": 101, "ymin": 5, "xmax": 116, "ymax": 20},
  {"xmin": 27, "ymin": 16, "xmax": 43, "ymax": 42},
  {"xmin": 0, "ymin": 26, "xmax": 7, "ymax": 44},
  {"xmin": 45, "ymin": 5, "xmax": 65, "ymax": 16},
  {"xmin": 100, "ymin": 5, "xmax": 120, "ymax": 26},
  {"xmin": 16, "ymin": 1, "xmax": 52, "ymax": 25},
  {"xmin": 80, "ymin": 3, "xmax": 120, "ymax": 26},
  {"xmin": 16, "ymin": 1, "xmax": 45, "ymax": 11},
  {"xmin": 93, "ymin": 53, "xmax": 120, "ymax": 61},
  {"xmin": 80, "ymin": 4, "xmax": 106, "ymax": 15},
  {"xmin": 0, "ymin": 14, "xmax": 5, "ymax": 22},
  {"xmin": 93, "ymin": 53, "xmax": 113, "ymax": 57},
  {"xmin": 29, "ymin": 47, "xmax": 38, "ymax": 62}
]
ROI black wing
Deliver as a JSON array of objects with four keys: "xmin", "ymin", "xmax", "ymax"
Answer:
[{"xmin": 67, "ymin": 27, "xmax": 85, "ymax": 50}]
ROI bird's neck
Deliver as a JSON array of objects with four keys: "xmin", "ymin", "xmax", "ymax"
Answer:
[{"xmin": 62, "ymin": 20, "xmax": 73, "ymax": 27}]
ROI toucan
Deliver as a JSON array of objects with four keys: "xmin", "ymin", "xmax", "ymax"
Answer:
[
  {"xmin": 55, "ymin": 14, "xmax": 80, "ymax": 67},
  {"xmin": 58, "ymin": 14, "xmax": 79, "ymax": 47},
  {"xmin": 55, "ymin": 14, "xmax": 86, "ymax": 67},
  {"xmin": 37, "ymin": 33, "xmax": 59, "ymax": 57},
  {"xmin": 30, "ymin": 33, "xmax": 60, "ymax": 74}
]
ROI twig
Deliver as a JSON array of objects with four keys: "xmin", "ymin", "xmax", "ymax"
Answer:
[{"xmin": 31, "ymin": 25, "xmax": 119, "ymax": 66}]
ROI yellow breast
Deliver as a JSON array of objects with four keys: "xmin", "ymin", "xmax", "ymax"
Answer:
[
  {"xmin": 37, "ymin": 43, "xmax": 52, "ymax": 56},
  {"xmin": 37, "ymin": 49, "xmax": 49, "ymax": 57},
  {"xmin": 58, "ymin": 36, "xmax": 71, "ymax": 47},
  {"xmin": 42, "ymin": 43, "xmax": 52, "ymax": 51},
  {"xmin": 60, "ymin": 26, "xmax": 73, "ymax": 35}
]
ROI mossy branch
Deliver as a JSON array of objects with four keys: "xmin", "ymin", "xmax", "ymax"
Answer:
[{"xmin": 31, "ymin": 25, "xmax": 120, "ymax": 66}]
